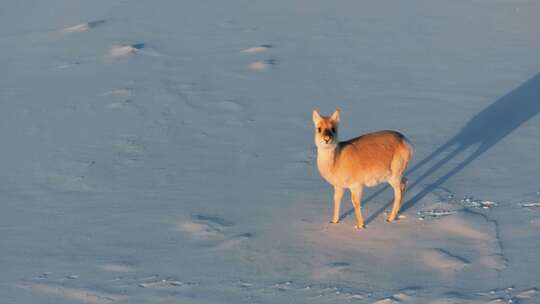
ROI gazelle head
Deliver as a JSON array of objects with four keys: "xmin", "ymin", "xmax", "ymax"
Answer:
[{"xmin": 312, "ymin": 109, "xmax": 340, "ymax": 148}]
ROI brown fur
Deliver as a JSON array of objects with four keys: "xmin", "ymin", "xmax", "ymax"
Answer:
[{"xmin": 313, "ymin": 109, "xmax": 413, "ymax": 229}]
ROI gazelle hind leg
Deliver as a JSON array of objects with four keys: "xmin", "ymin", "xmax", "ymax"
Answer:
[
  {"xmin": 386, "ymin": 178, "xmax": 404, "ymax": 222},
  {"xmin": 401, "ymin": 177, "xmax": 408, "ymax": 192}
]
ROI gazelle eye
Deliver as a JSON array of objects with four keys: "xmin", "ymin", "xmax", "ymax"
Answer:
[
  {"xmin": 331, "ymin": 127, "xmax": 336, "ymax": 133},
  {"xmin": 317, "ymin": 128, "xmax": 321, "ymax": 133}
]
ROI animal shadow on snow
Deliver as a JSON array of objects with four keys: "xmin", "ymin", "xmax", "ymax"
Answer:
[{"xmin": 341, "ymin": 72, "xmax": 540, "ymax": 224}]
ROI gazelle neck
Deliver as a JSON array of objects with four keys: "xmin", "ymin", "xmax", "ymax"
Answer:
[{"xmin": 316, "ymin": 144, "xmax": 339, "ymax": 172}]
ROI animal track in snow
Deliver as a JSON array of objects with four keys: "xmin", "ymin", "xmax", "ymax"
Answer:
[
  {"xmin": 271, "ymin": 280, "xmax": 293, "ymax": 291},
  {"xmin": 519, "ymin": 201, "xmax": 540, "ymax": 210},
  {"xmin": 176, "ymin": 214, "xmax": 232, "ymax": 240},
  {"xmin": 258, "ymin": 280, "xmax": 372, "ymax": 302},
  {"xmin": 137, "ymin": 277, "xmax": 194, "ymax": 289},
  {"xmin": 241, "ymin": 44, "xmax": 272, "ymax": 54},
  {"xmin": 65, "ymin": 275, "xmax": 80, "ymax": 280},
  {"xmin": 192, "ymin": 214, "xmax": 234, "ymax": 227},
  {"xmin": 515, "ymin": 288, "xmax": 538, "ymax": 300},
  {"xmin": 62, "ymin": 20, "xmax": 105, "ymax": 33},
  {"xmin": 248, "ymin": 59, "xmax": 276, "ymax": 71},
  {"xmin": 416, "ymin": 200, "xmax": 459, "ymax": 221},
  {"xmin": 367, "ymin": 286, "xmax": 539, "ymax": 304},
  {"xmin": 176, "ymin": 214, "xmax": 253, "ymax": 250},
  {"xmin": 247, "ymin": 60, "xmax": 266, "ymax": 69},
  {"xmin": 107, "ymin": 43, "xmax": 163, "ymax": 58},
  {"xmin": 476, "ymin": 287, "xmax": 539, "ymax": 304},
  {"xmin": 429, "ymin": 187, "xmax": 498, "ymax": 210},
  {"xmin": 108, "ymin": 43, "xmax": 145, "ymax": 57},
  {"xmin": 460, "ymin": 197, "xmax": 498, "ymax": 209},
  {"xmin": 21, "ymin": 269, "xmax": 537, "ymax": 304},
  {"xmin": 372, "ymin": 295, "xmax": 408, "ymax": 304},
  {"xmin": 242, "ymin": 44, "xmax": 275, "ymax": 70},
  {"xmin": 19, "ymin": 283, "xmax": 126, "ymax": 304},
  {"xmin": 176, "ymin": 221, "xmax": 223, "ymax": 239}
]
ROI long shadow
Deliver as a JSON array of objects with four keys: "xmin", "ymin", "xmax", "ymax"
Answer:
[{"xmin": 340, "ymin": 73, "xmax": 540, "ymax": 224}]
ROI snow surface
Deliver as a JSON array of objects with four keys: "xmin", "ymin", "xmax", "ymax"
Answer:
[{"xmin": 2, "ymin": 0, "xmax": 540, "ymax": 303}]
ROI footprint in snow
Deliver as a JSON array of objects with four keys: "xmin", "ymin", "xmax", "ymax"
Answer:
[
  {"xmin": 459, "ymin": 197, "xmax": 498, "ymax": 209},
  {"xmin": 176, "ymin": 214, "xmax": 252, "ymax": 248},
  {"xmin": 108, "ymin": 43, "xmax": 145, "ymax": 57},
  {"xmin": 137, "ymin": 277, "xmax": 195, "ymax": 289},
  {"xmin": 62, "ymin": 20, "xmax": 105, "ymax": 33},
  {"xmin": 241, "ymin": 44, "xmax": 272, "ymax": 54},
  {"xmin": 519, "ymin": 201, "xmax": 540, "ymax": 210},
  {"xmin": 176, "ymin": 214, "xmax": 232, "ymax": 240},
  {"xmin": 107, "ymin": 43, "xmax": 163, "ymax": 58},
  {"xmin": 372, "ymin": 293, "xmax": 414, "ymax": 304},
  {"xmin": 416, "ymin": 201, "xmax": 459, "ymax": 221},
  {"xmin": 192, "ymin": 214, "xmax": 234, "ymax": 227},
  {"xmin": 248, "ymin": 59, "xmax": 277, "ymax": 71},
  {"xmin": 241, "ymin": 44, "xmax": 276, "ymax": 70},
  {"xmin": 369, "ymin": 286, "xmax": 539, "ymax": 303}
]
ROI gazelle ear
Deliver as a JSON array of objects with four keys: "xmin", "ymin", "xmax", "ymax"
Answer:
[
  {"xmin": 330, "ymin": 109, "xmax": 340, "ymax": 123},
  {"xmin": 312, "ymin": 109, "xmax": 322, "ymax": 125}
]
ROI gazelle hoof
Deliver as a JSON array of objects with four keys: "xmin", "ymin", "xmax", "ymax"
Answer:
[
  {"xmin": 354, "ymin": 224, "xmax": 366, "ymax": 230},
  {"xmin": 330, "ymin": 220, "xmax": 339, "ymax": 224}
]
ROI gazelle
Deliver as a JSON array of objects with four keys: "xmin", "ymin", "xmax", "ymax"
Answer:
[{"xmin": 313, "ymin": 109, "xmax": 413, "ymax": 229}]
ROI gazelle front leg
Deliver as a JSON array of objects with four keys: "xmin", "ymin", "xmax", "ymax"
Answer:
[
  {"xmin": 331, "ymin": 186, "xmax": 344, "ymax": 224},
  {"xmin": 350, "ymin": 186, "xmax": 365, "ymax": 229}
]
